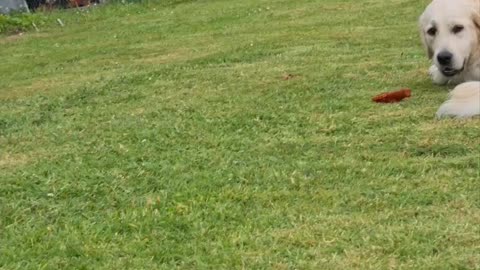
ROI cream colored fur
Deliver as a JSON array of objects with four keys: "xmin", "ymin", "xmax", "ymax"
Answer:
[
  {"xmin": 419, "ymin": 0, "xmax": 480, "ymax": 118},
  {"xmin": 436, "ymin": 81, "xmax": 480, "ymax": 117}
]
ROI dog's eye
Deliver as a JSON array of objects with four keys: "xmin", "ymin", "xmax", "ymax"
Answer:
[
  {"xmin": 452, "ymin": 25, "xmax": 464, "ymax": 34},
  {"xmin": 427, "ymin": 27, "xmax": 437, "ymax": 36}
]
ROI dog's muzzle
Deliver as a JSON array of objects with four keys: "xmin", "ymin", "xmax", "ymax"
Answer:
[{"xmin": 440, "ymin": 60, "xmax": 465, "ymax": 77}]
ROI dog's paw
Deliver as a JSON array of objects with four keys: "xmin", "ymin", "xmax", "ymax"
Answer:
[{"xmin": 429, "ymin": 65, "xmax": 449, "ymax": 85}]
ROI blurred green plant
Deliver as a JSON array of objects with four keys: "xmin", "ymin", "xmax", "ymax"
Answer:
[{"xmin": 0, "ymin": 13, "xmax": 46, "ymax": 34}]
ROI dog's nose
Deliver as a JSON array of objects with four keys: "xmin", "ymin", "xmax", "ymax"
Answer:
[{"xmin": 437, "ymin": 51, "xmax": 453, "ymax": 65}]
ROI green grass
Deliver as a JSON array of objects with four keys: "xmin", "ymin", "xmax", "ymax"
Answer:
[{"xmin": 1, "ymin": 0, "xmax": 479, "ymax": 269}]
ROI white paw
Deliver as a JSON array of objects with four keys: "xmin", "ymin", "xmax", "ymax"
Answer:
[
  {"xmin": 429, "ymin": 65, "xmax": 449, "ymax": 85},
  {"xmin": 436, "ymin": 82, "xmax": 480, "ymax": 118}
]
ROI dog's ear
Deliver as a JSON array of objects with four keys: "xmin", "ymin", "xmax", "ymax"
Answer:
[
  {"xmin": 472, "ymin": 10, "xmax": 480, "ymax": 33},
  {"xmin": 470, "ymin": 2, "xmax": 480, "ymax": 58},
  {"xmin": 421, "ymin": 31, "xmax": 434, "ymax": 59},
  {"xmin": 419, "ymin": 16, "xmax": 433, "ymax": 59},
  {"xmin": 471, "ymin": 0, "xmax": 480, "ymax": 29}
]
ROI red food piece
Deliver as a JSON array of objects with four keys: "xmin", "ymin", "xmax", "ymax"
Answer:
[{"xmin": 372, "ymin": 88, "xmax": 412, "ymax": 103}]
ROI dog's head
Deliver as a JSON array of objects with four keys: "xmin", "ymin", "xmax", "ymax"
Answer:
[{"xmin": 419, "ymin": 0, "xmax": 480, "ymax": 77}]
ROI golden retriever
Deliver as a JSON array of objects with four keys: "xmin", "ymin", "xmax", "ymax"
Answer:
[{"xmin": 419, "ymin": 0, "xmax": 480, "ymax": 117}]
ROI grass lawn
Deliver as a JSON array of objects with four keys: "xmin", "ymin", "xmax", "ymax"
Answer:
[{"xmin": 1, "ymin": 0, "xmax": 479, "ymax": 268}]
